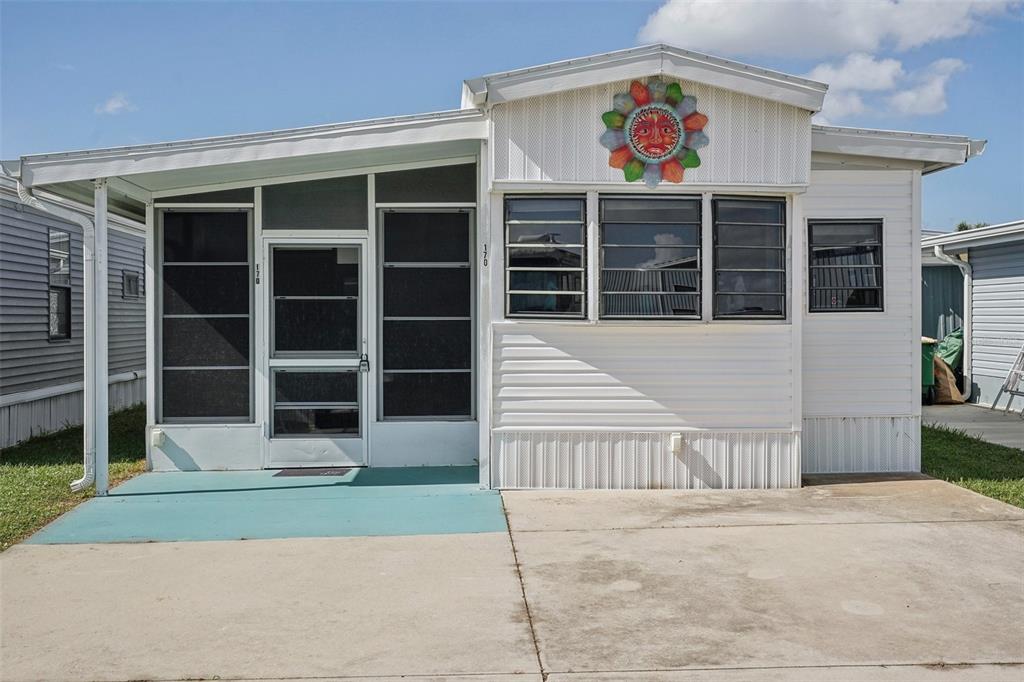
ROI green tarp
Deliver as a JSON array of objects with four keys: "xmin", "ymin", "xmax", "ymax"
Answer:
[{"xmin": 937, "ymin": 328, "xmax": 964, "ymax": 370}]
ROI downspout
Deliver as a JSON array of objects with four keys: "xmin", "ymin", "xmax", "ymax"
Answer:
[
  {"xmin": 932, "ymin": 244, "xmax": 972, "ymax": 401},
  {"xmin": 17, "ymin": 181, "xmax": 97, "ymax": 491}
]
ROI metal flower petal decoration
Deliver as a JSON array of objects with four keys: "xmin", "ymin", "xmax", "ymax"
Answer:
[{"xmin": 600, "ymin": 80, "xmax": 709, "ymax": 188}]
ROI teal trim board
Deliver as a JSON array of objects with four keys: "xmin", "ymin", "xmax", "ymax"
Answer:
[{"xmin": 27, "ymin": 467, "xmax": 507, "ymax": 544}]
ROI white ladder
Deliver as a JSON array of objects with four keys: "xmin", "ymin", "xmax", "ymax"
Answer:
[{"xmin": 992, "ymin": 342, "xmax": 1024, "ymax": 415}]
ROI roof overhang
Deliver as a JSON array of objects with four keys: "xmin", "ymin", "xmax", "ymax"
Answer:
[
  {"xmin": 462, "ymin": 43, "xmax": 828, "ymax": 112},
  {"xmin": 812, "ymin": 125, "xmax": 986, "ymax": 174},
  {"xmin": 922, "ymin": 220, "xmax": 1024, "ymax": 253}
]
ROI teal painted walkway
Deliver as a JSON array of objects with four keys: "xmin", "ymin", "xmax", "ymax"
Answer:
[{"xmin": 28, "ymin": 467, "xmax": 507, "ymax": 544}]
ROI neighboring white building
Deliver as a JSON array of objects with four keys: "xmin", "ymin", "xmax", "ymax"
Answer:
[
  {"xmin": 5, "ymin": 44, "xmax": 986, "ymax": 490},
  {"xmin": 923, "ymin": 221, "xmax": 1024, "ymax": 413},
  {"xmin": 0, "ymin": 172, "xmax": 146, "ymax": 448}
]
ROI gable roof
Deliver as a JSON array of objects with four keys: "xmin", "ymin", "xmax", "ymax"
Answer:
[
  {"xmin": 462, "ymin": 43, "xmax": 828, "ymax": 111},
  {"xmin": 811, "ymin": 125, "xmax": 987, "ymax": 174},
  {"xmin": 922, "ymin": 220, "xmax": 1024, "ymax": 251}
]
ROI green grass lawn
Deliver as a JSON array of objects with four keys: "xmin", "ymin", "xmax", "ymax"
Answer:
[
  {"xmin": 922, "ymin": 424, "xmax": 1024, "ymax": 508},
  {"xmin": 0, "ymin": 406, "xmax": 147, "ymax": 550}
]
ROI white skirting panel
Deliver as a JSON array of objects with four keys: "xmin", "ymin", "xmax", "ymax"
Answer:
[
  {"xmin": 492, "ymin": 430, "xmax": 800, "ymax": 490},
  {"xmin": 802, "ymin": 415, "xmax": 920, "ymax": 474}
]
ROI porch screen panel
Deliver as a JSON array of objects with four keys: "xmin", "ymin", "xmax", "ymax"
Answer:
[
  {"xmin": 262, "ymin": 175, "xmax": 368, "ymax": 230},
  {"xmin": 160, "ymin": 211, "xmax": 251, "ymax": 421},
  {"xmin": 381, "ymin": 211, "xmax": 472, "ymax": 419}
]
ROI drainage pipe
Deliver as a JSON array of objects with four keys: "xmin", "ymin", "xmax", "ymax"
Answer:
[
  {"xmin": 17, "ymin": 181, "xmax": 97, "ymax": 491},
  {"xmin": 932, "ymin": 244, "xmax": 973, "ymax": 401}
]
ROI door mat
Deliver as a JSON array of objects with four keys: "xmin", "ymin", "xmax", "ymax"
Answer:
[{"xmin": 272, "ymin": 467, "xmax": 353, "ymax": 477}]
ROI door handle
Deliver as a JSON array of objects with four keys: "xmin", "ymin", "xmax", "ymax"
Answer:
[{"xmin": 359, "ymin": 353, "xmax": 370, "ymax": 373}]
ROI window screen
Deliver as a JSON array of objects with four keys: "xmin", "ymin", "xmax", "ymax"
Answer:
[
  {"xmin": 505, "ymin": 197, "xmax": 586, "ymax": 318},
  {"xmin": 262, "ymin": 176, "xmax": 367, "ymax": 230},
  {"xmin": 272, "ymin": 247, "xmax": 359, "ymax": 356},
  {"xmin": 808, "ymin": 220, "xmax": 883, "ymax": 312},
  {"xmin": 713, "ymin": 198, "xmax": 786, "ymax": 319},
  {"xmin": 160, "ymin": 210, "xmax": 251, "ymax": 421},
  {"xmin": 272, "ymin": 370, "xmax": 360, "ymax": 437},
  {"xmin": 375, "ymin": 164, "xmax": 476, "ymax": 203},
  {"xmin": 600, "ymin": 197, "xmax": 701, "ymax": 318},
  {"xmin": 381, "ymin": 211, "xmax": 472, "ymax": 419},
  {"xmin": 48, "ymin": 228, "xmax": 71, "ymax": 340}
]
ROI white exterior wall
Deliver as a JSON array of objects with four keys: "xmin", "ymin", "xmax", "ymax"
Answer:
[
  {"xmin": 492, "ymin": 79, "xmax": 811, "ymax": 186},
  {"xmin": 968, "ymin": 242, "xmax": 1024, "ymax": 412},
  {"xmin": 801, "ymin": 170, "xmax": 921, "ymax": 473}
]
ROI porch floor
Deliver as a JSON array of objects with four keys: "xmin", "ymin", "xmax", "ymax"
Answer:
[{"xmin": 27, "ymin": 466, "xmax": 506, "ymax": 544}]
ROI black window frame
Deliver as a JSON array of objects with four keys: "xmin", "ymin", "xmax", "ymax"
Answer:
[
  {"xmin": 807, "ymin": 219, "xmax": 884, "ymax": 313},
  {"xmin": 47, "ymin": 228, "xmax": 72, "ymax": 340},
  {"xmin": 504, "ymin": 196, "xmax": 587, "ymax": 319},
  {"xmin": 598, "ymin": 195, "xmax": 702, "ymax": 320},
  {"xmin": 712, "ymin": 196, "xmax": 787, "ymax": 320}
]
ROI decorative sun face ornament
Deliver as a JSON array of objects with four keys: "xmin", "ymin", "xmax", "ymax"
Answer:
[{"xmin": 600, "ymin": 80, "xmax": 710, "ymax": 188}]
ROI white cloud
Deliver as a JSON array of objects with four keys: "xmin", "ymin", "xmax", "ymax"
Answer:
[
  {"xmin": 806, "ymin": 53, "xmax": 904, "ymax": 91},
  {"xmin": 638, "ymin": 0, "xmax": 1016, "ymax": 59},
  {"xmin": 94, "ymin": 93, "xmax": 137, "ymax": 115},
  {"xmin": 887, "ymin": 58, "xmax": 965, "ymax": 115}
]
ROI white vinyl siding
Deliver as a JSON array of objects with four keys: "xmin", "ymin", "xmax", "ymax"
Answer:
[{"xmin": 969, "ymin": 242, "xmax": 1024, "ymax": 410}]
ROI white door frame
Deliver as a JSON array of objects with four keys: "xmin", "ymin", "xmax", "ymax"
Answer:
[{"xmin": 260, "ymin": 236, "xmax": 371, "ymax": 467}]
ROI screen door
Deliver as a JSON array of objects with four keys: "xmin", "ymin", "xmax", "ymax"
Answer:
[{"xmin": 266, "ymin": 240, "xmax": 368, "ymax": 467}]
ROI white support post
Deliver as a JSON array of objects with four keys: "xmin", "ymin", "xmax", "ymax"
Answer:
[
  {"xmin": 144, "ymin": 202, "xmax": 156, "ymax": 470},
  {"xmin": 93, "ymin": 179, "xmax": 110, "ymax": 495}
]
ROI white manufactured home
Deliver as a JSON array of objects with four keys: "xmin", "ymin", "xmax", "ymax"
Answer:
[{"xmin": 6, "ymin": 45, "xmax": 985, "ymax": 492}]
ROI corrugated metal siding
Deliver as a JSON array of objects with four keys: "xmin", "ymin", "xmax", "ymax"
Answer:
[
  {"xmin": 969, "ymin": 243, "xmax": 1024, "ymax": 410},
  {"xmin": 492, "ymin": 78, "xmax": 811, "ymax": 185},
  {"xmin": 0, "ymin": 198, "xmax": 145, "ymax": 397},
  {"xmin": 492, "ymin": 430, "xmax": 800, "ymax": 489},
  {"xmin": 493, "ymin": 323, "xmax": 794, "ymax": 430},
  {"xmin": 802, "ymin": 416, "xmax": 920, "ymax": 473},
  {"xmin": 802, "ymin": 170, "xmax": 916, "ymax": 418},
  {"xmin": 922, "ymin": 265, "xmax": 963, "ymax": 339},
  {"xmin": 0, "ymin": 376, "xmax": 145, "ymax": 448}
]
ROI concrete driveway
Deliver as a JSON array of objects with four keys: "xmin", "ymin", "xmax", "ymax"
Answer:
[{"xmin": 3, "ymin": 475, "xmax": 1023, "ymax": 681}]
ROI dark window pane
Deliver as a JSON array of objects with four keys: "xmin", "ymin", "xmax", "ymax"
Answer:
[
  {"xmin": 715, "ymin": 271, "xmax": 785, "ymax": 293},
  {"xmin": 716, "ymin": 224, "xmax": 784, "ymax": 247},
  {"xmin": 375, "ymin": 164, "xmax": 476, "ymax": 203},
  {"xmin": 163, "ymin": 211, "xmax": 248, "ymax": 262},
  {"xmin": 382, "ymin": 372, "xmax": 471, "ymax": 418},
  {"xmin": 274, "ymin": 408, "xmax": 359, "ymax": 436},
  {"xmin": 603, "ymin": 246, "xmax": 698, "ymax": 269},
  {"xmin": 810, "ymin": 245, "xmax": 881, "ymax": 266},
  {"xmin": 262, "ymin": 176, "xmax": 367, "ymax": 230},
  {"xmin": 274, "ymin": 300, "xmax": 357, "ymax": 352},
  {"xmin": 602, "ymin": 269, "xmax": 699, "ymax": 292},
  {"xmin": 162, "ymin": 369, "xmax": 249, "ymax": 418},
  {"xmin": 383, "ymin": 212, "xmax": 470, "ymax": 262},
  {"xmin": 715, "ymin": 248, "xmax": 784, "ymax": 270},
  {"xmin": 715, "ymin": 294, "xmax": 784, "ymax": 317},
  {"xmin": 163, "ymin": 265, "xmax": 249, "ymax": 315},
  {"xmin": 507, "ymin": 223, "xmax": 584, "ymax": 245},
  {"xmin": 383, "ymin": 268, "xmax": 470, "ymax": 317},
  {"xmin": 161, "ymin": 188, "xmax": 254, "ymax": 203},
  {"xmin": 810, "ymin": 266, "xmax": 881, "ymax": 288},
  {"xmin": 602, "ymin": 293, "xmax": 699, "ymax": 317},
  {"xmin": 506, "ymin": 198, "xmax": 584, "ymax": 222},
  {"xmin": 810, "ymin": 223, "xmax": 881, "ymax": 245},
  {"xmin": 383, "ymin": 320, "xmax": 471, "ymax": 370},
  {"xmin": 48, "ymin": 288, "xmax": 70, "ymax": 338},
  {"xmin": 507, "ymin": 246, "xmax": 582, "ymax": 269},
  {"xmin": 714, "ymin": 198, "xmax": 785, "ymax": 224},
  {"xmin": 508, "ymin": 294, "xmax": 583, "ymax": 316},
  {"xmin": 509, "ymin": 270, "xmax": 583, "ymax": 293},
  {"xmin": 601, "ymin": 198, "xmax": 700, "ymax": 223},
  {"xmin": 602, "ymin": 224, "xmax": 698, "ymax": 246},
  {"xmin": 273, "ymin": 248, "xmax": 358, "ymax": 297},
  {"xmin": 810, "ymin": 288, "xmax": 881, "ymax": 311},
  {"xmin": 275, "ymin": 371, "xmax": 357, "ymax": 403},
  {"xmin": 162, "ymin": 318, "xmax": 248, "ymax": 366}
]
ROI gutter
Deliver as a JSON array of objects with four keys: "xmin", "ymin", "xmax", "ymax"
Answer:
[
  {"xmin": 16, "ymin": 180, "xmax": 97, "ymax": 492},
  {"xmin": 932, "ymin": 245, "xmax": 973, "ymax": 401}
]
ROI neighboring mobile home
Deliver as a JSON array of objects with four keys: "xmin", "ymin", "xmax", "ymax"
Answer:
[
  {"xmin": 0, "ymin": 172, "xmax": 145, "ymax": 448},
  {"xmin": 923, "ymin": 221, "xmax": 1024, "ymax": 413},
  {"xmin": 5, "ymin": 45, "xmax": 986, "ymax": 491}
]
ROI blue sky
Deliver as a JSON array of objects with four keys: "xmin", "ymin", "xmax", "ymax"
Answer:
[{"xmin": 2, "ymin": 0, "xmax": 1021, "ymax": 229}]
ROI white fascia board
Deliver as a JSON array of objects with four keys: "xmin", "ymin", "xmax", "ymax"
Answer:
[
  {"xmin": 466, "ymin": 44, "xmax": 827, "ymax": 112},
  {"xmin": 811, "ymin": 125, "xmax": 983, "ymax": 168},
  {"xmin": 921, "ymin": 220, "xmax": 1024, "ymax": 251},
  {"xmin": 20, "ymin": 109, "xmax": 487, "ymax": 188},
  {"xmin": 0, "ymin": 173, "xmax": 145, "ymax": 234}
]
